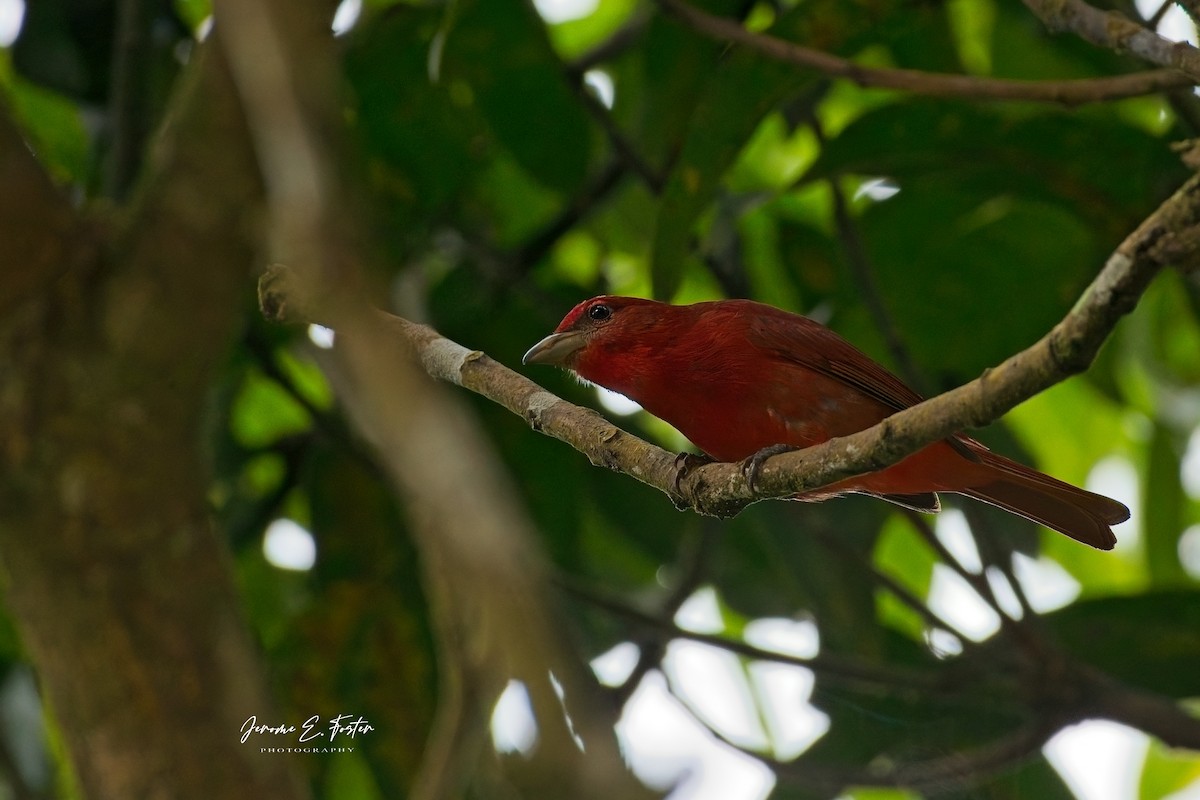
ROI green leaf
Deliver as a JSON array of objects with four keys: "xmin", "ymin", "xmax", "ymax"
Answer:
[
  {"xmin": 1, "ymin": 73, "xmax": 90, "ymax": 184},
  {"xmin": 715, "ymin": 500, "xmax": 889, "ymax": 659},
  {"xmin": 440, "ymin": 0, "xmax": 593, "ymax": 195},
  {"xmin": 346, "ymin": 7, "xmax": 482, "ymax": 213},
  {"xmin": 544, "ymin": 0, "xmax": 641, "ymax": 59},
  {"xmin": 804, "ymin": 101, "xmax": 1185, "ymax": 236},
  {"xmin": 231, "ymin": 368, "xmax": 313, "ymax": 449},
  {"xmin": 650, "ymin": 47, "xmax": 795, "ymax": 298},
  {"xmin": 872, "ymin": 514, "xmax": 937, "ymax": 643},
  {"xmin": 1144, "ymin": 421, "xmax": 1190, "ymax": 586},
  {"xmin": 1139, "ymin": 734, "xmax": 1200, "ymax": 800},
  {"xmin": 852, "ymin": 180, "xmax": 1098, "ymax": 381},
  {"xmin": 633, "ymin": 0, "xmax": 746, "ymax": 168},
  {"xmin": 1043, "ymin": 591, "xmax": 1200, "ymax": 698},
  {"xmin": 323, "ymin": 748, "xmax": 385, "ymax": 800}
]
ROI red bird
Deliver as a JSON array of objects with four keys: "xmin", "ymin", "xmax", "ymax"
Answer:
[{"xmin": 523, "ymin": 296, "xmax": 1129, "ymax": 549}]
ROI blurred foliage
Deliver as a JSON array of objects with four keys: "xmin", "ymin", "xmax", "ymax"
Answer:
[{"xmin": 5, "ymin": 0, "xmax": 1200, "ymax": 797}]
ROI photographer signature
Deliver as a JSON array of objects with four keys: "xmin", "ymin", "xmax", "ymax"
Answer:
[{"xmin": 241, "ymin": 714, "xmax": 374, "ymax": 745}]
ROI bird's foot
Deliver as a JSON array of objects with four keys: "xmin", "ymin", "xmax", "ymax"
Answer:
[{"xmin": 741, "ymin": 444, "xmax": 800, "ymax": 493}]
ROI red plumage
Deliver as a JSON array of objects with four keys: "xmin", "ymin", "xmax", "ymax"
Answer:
[{"xmin": 524, "ymin": 296, "xmax": 1129, "ymax": 549}]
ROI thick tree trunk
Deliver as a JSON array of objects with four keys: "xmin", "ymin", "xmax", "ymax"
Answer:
[{"xmin": 0, "ymin": 44, "xmax": 308, "ymax": 800}]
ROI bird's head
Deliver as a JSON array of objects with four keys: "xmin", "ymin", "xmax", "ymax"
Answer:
[{"xmin": 522, "ymin": 295, "xmax": 664, "ymax": 370}]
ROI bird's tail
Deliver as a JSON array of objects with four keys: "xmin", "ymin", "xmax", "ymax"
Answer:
[{"xmin": 956, "ymin": 450, "xmax": 1129, "ymax": 550}]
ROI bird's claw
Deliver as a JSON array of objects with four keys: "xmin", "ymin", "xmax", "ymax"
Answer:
[{"xmin": 741, "ymin": 444, "xmax": 799, "ymax": 493}]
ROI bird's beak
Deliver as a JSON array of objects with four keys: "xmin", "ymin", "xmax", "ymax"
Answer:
[{"xmin": 522, "ymin": 330, "xmax": 586, "ymax": 366}]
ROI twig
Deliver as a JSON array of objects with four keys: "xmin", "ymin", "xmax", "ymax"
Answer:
[
  {"xmin": 558, "ymin": 19, "xmax": 664, "ymax": 192},
  {"xmin": 961, "ymin": 506, "xmax": 1038, "ymax": 621},
  {"xmin": 661, "ymin": 667, "xmax": 1053, "ymax": 795},
  {"xmin": 613, "ymin": 523, "xmax": 718, "ymax": 705},
  {"xmin": 567, "ymin": 72, "xmax": 664, "ymax": 192},
  {"xmin": 570, "ymin": 12, "xmax": 652, "ymax": 73},
  {"xmin": 1080, "ymin": 664, "xmax": 1200, "ymax": 749},
  {"xmin": 904, "ymin": 511, "xmax": 1013, "ymax": 621},
  {"xmin": 222, "ymin": 432, "xmax": 308, "ymax": 550},
  {"xmin": 508, "ymin": 159, "xmax": 629, "ymax": 273},
  {"xmin": 775, "ymin": 720, "xmax": 1056, "ymax": 794},
  {"xmin": 241, "ymin": 326, "xmax": 373, "ymax": 465},
  {"xmin": 814, "ymin": 531, "xmax": 973, "ymax": 647},
  {"xmin": 1146, "ymin": 0, "xmax": 1176, "ymax": 28},
  {"xmin": 1022, "ymin": 0, "xmax": 1200, "ymax": 82},
  {"xmin": 657, "ymin": 0, "xmax": 1195, "ymax": 104},
  {"xmin": 825, "ymin": 170, "xmax": 928, "ymax": 393},
  {"xmin": 558, "ymin": 575, "xmax": 950, "ymax": 693},
  {"xmin": 106, "ymin": 0, "xmax": 157, "ymax": 200},
  {"xmin": 1124, "ymin": 0, "xmax": 1200, "ymax": 133}
]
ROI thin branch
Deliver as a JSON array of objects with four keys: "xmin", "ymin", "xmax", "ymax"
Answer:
[
  {"xmin": 904, "ymin": 511, "xmax": 1013, "ymax": 623},
  {"xmin": 567, "ymin": 72, "xmax": 664, "ymax": 192},
  {"xmin": 1080, "ymin": 664, "xmax": 1200, "ymax": 749},
  {"xmin": 1124, "ymin": 0, "xmax": 1200, "ymax": 133},
  {"xmin": 613, "ymin": 523, "xmax": 718, "ymax": 706},
  {"xmin": 558, "ymin": 575, "xmax": 950, "ymax": 693},
  {"xmin": 826, "ymin": 172, "xmax": 928, "ymax": 393},
  {"xmin": 962, "ymin": 505, "xmax": 1038, "ymax": 621},
  {"xmin": 242, "ymin": 327, "xmax": 372, "ymax": 467},
  {"xmin": 1022, "ymin": 0, "xmax": 1200, "ymax": 83},
  {"xmin": 570, "ymin": 11, "xmax": 652, "ymax": 73},
  {"xmin": 556, "ymin": 14, "xmax": 664, "ymax": 192},
  {"xmin": 106, "ymin": 0, "xmax": 155, "ymax": 200},
  {"xmin": 813, "ymin": 531, "xmax": 972, "ymax": 647},
  {"xmin": 657, "ymin": 0, "xmax": 1195, "ymax": 104},
  {"xmin": 508, "ymin": 159, "xmax": 629, "ymax": 273},
  {"xmin": 775, "ymin": 721, "xmax": 1056, "ymax": 794},
  {"xmin": 662, "ymin": 668, "xmax": 1053, "ymax": 795},
  {"xmin": 1147, "ymin": 0, "xmax": 1176, "ymax": 28},
  {"xmin": 222, "ymin": 432, "xmax": 308, "ymax": 550}
]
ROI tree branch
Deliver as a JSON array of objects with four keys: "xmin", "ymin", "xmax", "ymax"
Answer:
[
  {"xmin": 662, "ymin": 668, "xmax": 1055, "ymax": 796},
  {"xmin": 610, "ymin": 523, "xmax": 717, "ymax": 706},
  {"xmin": 566, "ymin": 72, "xmax": 664, "ymax": 192},
  {"xmin": 826, "ymin": 171, "xmax": 927, "ymax": 393},
  {"xmin": 1023, "ymin": 0, "xmax": 1200, "ymax": 83},
  {"xmin": 657, "ymin": 0, "xmax": 1195, "ymax": 104},
  {"xmin": 556, "ymin": 575, "xmax": 949, "ymax": 693},
  {"xmin": 508, "ymin": 158, "xmax": 629, "ymax": 274},
  {"xmin": 106, "ymin": 0, "xmax": 157, "ymax": 199},
  {"xmin": 1081, "ymin": 665, "xmax": 1200, "ymax": 750}
]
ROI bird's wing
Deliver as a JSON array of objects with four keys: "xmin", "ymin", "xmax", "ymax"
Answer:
[
  {"xmin": 742, "ymin": 307, "xmax": 925, "ymax": 412},
  {"xmin": 741, "ymin": 305, "xmax": 984, "ymax": 463}
]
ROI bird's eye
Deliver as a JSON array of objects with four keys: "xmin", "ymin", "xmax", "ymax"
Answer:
[{"xmin": 587, "ymin": 303, "xmax": 612, "ymax": 322}]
